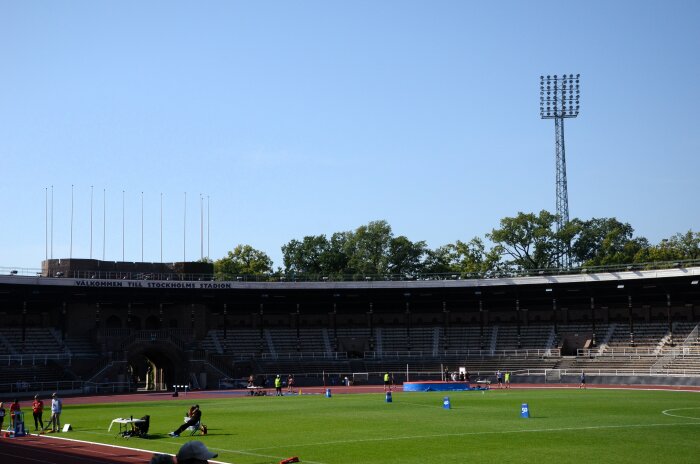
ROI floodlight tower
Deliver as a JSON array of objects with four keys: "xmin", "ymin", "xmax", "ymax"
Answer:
[{"xmin": 540, "ymin": 74, "xmax": 580, "ymax": 268}]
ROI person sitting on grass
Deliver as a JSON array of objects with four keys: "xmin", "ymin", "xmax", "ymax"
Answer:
[{"xmin": 168, "ymin": 404, "xmax": 202, "ymax": 437}]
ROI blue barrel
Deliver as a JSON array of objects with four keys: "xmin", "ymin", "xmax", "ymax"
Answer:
[
  {"xmin": 325, "ymin": 388, "xmax": 332, "ymax": 398},
  {"xmin": 521, "ymin": 403, "xmax": 530, "ymax": 418},
  {"xmin": 385, "ymin": 391, "xmax": 392, "ymax": 403},
  {"xmin": 443, "ymin": 396, "xmax": 451, "ymax": 409}
]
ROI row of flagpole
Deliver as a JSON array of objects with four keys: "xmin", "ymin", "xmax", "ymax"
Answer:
[{"xmin": 44, "ymin": 187, "xmax": 211, "ymax": 264}]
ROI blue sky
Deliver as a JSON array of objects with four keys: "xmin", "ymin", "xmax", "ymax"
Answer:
[{"xmin": 1, "ymin": 1, "xmax": 698, "ymax": 271}]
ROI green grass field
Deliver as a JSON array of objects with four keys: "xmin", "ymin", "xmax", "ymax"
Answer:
[{"xmin": 60, "ymin": 389, "xmax": 700, "ymax": 464}]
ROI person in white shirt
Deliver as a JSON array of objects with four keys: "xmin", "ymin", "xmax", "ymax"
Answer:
[{"xmin": 50, "ymin": 392, "xmax": 62, "ymax": 432}]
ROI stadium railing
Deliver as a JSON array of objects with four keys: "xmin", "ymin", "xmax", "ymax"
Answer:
[
  {"xmin": 364, "ymin": 348, "xmax": 559, "ymax": 359},
  {"xmin": 539, "ymin": 367, "xmax": 700, "ymax": 378},
  {"xmin": 0, "ymin": 379, "xmax": 84, "ymax": 395},
  {"xmin": 259, "ymin": 352, "xmax": 348, "ymax": 360},
  {"xmin": 0, "ymin": 353, "xmax": 72, "ymax": 366}
]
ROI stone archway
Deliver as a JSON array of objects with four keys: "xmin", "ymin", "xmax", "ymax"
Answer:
[
  {"xmin": 106, "ymin": 315, "xmax": 122, "ymax": 329},
  {"xmin": 144, "ymin": 315, "xmax": 159, "ymax": 330},
  {"xmin": 126, "ymin": 341, "xmax": 187, "ymax": 391}
]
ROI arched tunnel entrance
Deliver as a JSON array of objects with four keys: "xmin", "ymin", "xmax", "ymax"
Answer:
[{"xmin": 126, "ymin": 342, "xmax": 188, "ymax": 391}]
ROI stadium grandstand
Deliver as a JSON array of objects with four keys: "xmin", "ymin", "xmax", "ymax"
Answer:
[{"xmin": 1, "ymin": 258, "xmax": 699, "ymax": 397}]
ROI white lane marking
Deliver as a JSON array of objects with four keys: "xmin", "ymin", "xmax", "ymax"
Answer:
[{"xmin": 661, "ymin": 407, "xmax": 700, "ymax": 420}]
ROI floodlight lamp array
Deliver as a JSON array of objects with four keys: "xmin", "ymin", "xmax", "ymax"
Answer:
[{"xmin": 540, "ymin": 74, "xmax": 580, "ymax": 119}]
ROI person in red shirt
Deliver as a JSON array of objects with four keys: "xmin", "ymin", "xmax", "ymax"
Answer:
[
  {"xmin": 32, "ymin": 395, "xmax": 44, "ymax": 431},
  {"xmin": 9, "ymin": 399, "xmax": 20, "ymax": 429}
]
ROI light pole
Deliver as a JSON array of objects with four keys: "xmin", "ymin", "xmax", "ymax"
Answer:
[{"xmin": 540, "ymin": 74, "xmax": 580, "ymax": 268}]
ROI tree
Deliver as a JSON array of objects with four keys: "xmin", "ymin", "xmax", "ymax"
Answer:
[
  {"xmin": 344, "ymin": 220, "xmax": 393, "ymax": 275},
  {"xmin": 214, "ymin": 244, "xmax": 273, "ymax": 277},
  {"xmin": 282, "ymin": 235, "xmax": 329, "ymax": 275},
  {"xmin": 570, "ymin": 217, "xmax": 650, "ymax": 266},
  {"xmin": 601, "ymin": 237, "xmax": 650, "ymax": 266},
  {"xmin": 323, "ymin": 231, "xmax": 351, "ymax": 274},
  {"xmin": 666, "ymin": 230, "xmax": 700, "ymax": 260},
  {"xmin": 423, "ymin": 245, "xmax": 457, "ymax": 275},
  {"xmin": 281, "ymin": 232, "xmax": 351, "ymax": 276},
  {"xmin": 570, "ymin": 218, "xmax": 632, "ymax": 265},
  {"xmin": 636, "ymin": 230, "xmax": 699, "ymax": 263},
  {"xmin": 388, "ymin": 235, "xmax": 427, "ymax": 276},
  {"xmin": 487, "ymin": 211, "xmax": 561, "ymax": 270},
  {"xmin": 452, "ymin": 237, "xmax": 502, "ymax": 275}
]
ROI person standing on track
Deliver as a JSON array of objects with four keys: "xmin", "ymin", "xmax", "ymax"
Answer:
[
  {"xmin": 32, "ymin": 395, "xmax": 44, "ymax": 431},
  {"xmin": 274, "ymin": 375, "xmax": 283, "ymax": 396},
  {"xmin": 49, "ymin": 392, "xmax": 62, "ymax": 432}
]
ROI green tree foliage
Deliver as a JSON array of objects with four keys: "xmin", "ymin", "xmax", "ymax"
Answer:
[
  {"xmin": 635, "ymin": 230, "xmax": 700, "ymax": 263},
  {"xmin": 214, "ymin": 244, "xmax": 273, "ymax": 277},
  {"xmin": 453, "ymin": 237, "xmax": 502, "ymax": 275},
  {"xmin": 571, "ymin": 218, "xmax": 633, "ymax": 265},
  {"xmin": 569, "ymin": 217, "xmax": 650, "ymax": 266},
  {"xmin": 665, "ymin": 230, "xmax": 700, "ymax": 260},
  {"xmin": 219, "ymin": 217, "xmax": 696, "ymax": 278},
  {"xmin": 282, "ymin": 235, "xmax": 330, "ymax": 275},
  {"xmin": 422, "ymin": 245, "xmax": 457, "ymax": 274},
  {"xmin": 281, "ymin": 232, "xmax": 351, "ymax": 276},
  {"xmin": 487, "ymin": 211, "xmax": 562, "ymax": 270},
  {"xmin": 388, "ymin": 235, "xmax": 427, "ymax": 276},
  {"xmin": 325, "ymin": 232, "xmax": 352, "ymax": 274},
  {"xmin": 343, "ymin": 220, "xmax": 393, "ymax": 275},
  {"xmin": 281, "ymin": 221, "xmax": 428, "ymax": 277}
]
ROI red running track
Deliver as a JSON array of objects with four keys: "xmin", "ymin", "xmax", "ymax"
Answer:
[{"xmin": 0, "ymin": 433, "xmax": 158, "ymax": 464}]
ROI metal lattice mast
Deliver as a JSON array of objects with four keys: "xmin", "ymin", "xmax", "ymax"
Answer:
[
  {"xmin": 555, "ymin": 116, "xmax": 568, "ymax": 228},
  {"xmin": 540, "ymin": 74, "xmax": 580, "ymax": 268}
]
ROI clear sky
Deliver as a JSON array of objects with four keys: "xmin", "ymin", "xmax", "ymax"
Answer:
[{"xmin": 1, "ymin": 1, "xmax": 698, "ymax": 271}]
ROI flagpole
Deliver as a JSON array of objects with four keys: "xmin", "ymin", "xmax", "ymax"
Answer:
[
  {"xmin": 103, "ymin": 188, "xmax": 106, "ymax": 261},
  {"xmin": 160, "ymin": 192, "xmax": 163, "ymax": 263},
  {"xmin": 45, "ymin": 187, "xmax": 48, "ymax": 263},
  {"xmin": 183, "ymin": 192, "xmax": 187, "ymax": 262},
  {"xmin": 51, "ymin": 185, "xmax": 54, "ymax": 259},
  {"xmin": 207, "ymin": 195, "xmax": 210, "ymax": 259},
  {"xmin": 70, "ymin": 184, "xmax": 74, "ymax": 259},
  {"xmin": 90, "ymin": 185, "xmax": 94, "ymax": 259},
  {"xmin": 200, "ymin": 193, "xmax": 204, "ymax": 261},
  {"xmin": 122, "ymin": 190, "xmax": 125, "ymax": 261}
]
